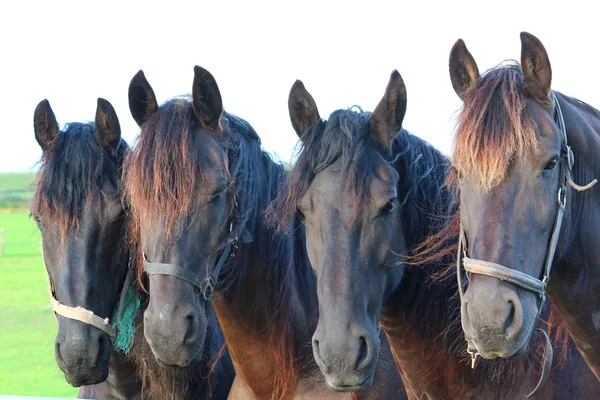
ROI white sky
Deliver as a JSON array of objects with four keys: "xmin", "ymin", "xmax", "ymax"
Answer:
[{"xmin": 2, "ymin": 0, "xmax": 599, "ymax": 172}]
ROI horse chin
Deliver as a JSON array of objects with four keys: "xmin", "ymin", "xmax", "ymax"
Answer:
[
  {"xmin": 63, "ymin": 366, "xmax": 109, "ymax": 387},
  {"xmin": 325, "ymin": 374, "xmax": 374, "ymax": 393},
  {"xmin": 151, "ymin": 341, "xmax": 204, "ymax": 368},
  {"xmin": 466, "ymin": 330, "xmax": 531, "ymax": 360}
]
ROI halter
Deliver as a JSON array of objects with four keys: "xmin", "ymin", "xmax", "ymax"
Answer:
[
  {"xmin": 142, "ymin": 198, "xmax": 239, "ymax": 302},
  {"xmin": 456, "ymin": 93, "xmax": 597, "ymax": 397},
  {"xmin": 45, "ymin": 258, "xmax": 135, "ymax": 339}
]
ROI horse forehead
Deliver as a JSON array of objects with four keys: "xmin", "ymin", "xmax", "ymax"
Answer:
[
  {"xmin": 195, "ymin": 129, "xmax": 228, "ymax": 177},
  {"xmin": 308, "ymin": 161, "xmax": 396, "ymax": 202},
  {"xmin": 525, "ymin": 99, "xmax": 559, "ymax": 141}
]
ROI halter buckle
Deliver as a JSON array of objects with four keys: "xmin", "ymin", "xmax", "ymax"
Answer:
[
  {"xmin": 557, "ymin": 186, "xmax": 567, "ymax": 209},
  {"xmin": 566, "ymin": 146, "xmax": 575, "ymax": 171},
  {"xmin": 202, "ymin": 276, "xmax": 217, "ymax": 301}
]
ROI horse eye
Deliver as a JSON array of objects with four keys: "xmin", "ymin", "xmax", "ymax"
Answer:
[
  {"xmin": 212, "ymin": 188, "xmax": 226, "ymax": 200},
  {"xmin": 297, "ymin": 208, "xmax": 306, "ymax": 222},
  {"xmin": 381, "ymin": 199, "xmax": 396, "ymax": 215},
  {"xmin": 544, "ymin": 157, "xmax": 558, "ymax": 171},
  {"xmin": 32, "ymin": 214, "xmax": 42, "ymax": 223}
]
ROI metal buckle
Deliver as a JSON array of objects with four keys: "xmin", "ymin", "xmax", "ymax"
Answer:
[
  {"xmin": 567, "ymin": 146, "xmax": 575, "ymax": 170},
  {"xmin": 557, "ymin": 186, "xmax": 567, "ymax": 209},
  {"xmin": 202, "ymin": 276, "xmax": 216, "ymax": 301}
]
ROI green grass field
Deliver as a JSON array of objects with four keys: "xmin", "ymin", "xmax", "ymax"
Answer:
[
  {"xmin": 0, "ymin": 172, "xmax": 78, "ymax": 397},
  {"xmin": 0, "ymin": 172, "xmax": 36, "ymax": 212}
]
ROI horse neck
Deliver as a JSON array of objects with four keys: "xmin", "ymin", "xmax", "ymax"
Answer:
[
  {"xmin": 381, "ymin": 254, "xmax": 473, "ymax": 396},
  {"xmin": 212, "ymin": 134, "xmax": 318, "ymax": 397},
  {"xmin": 548, "ymin": 93, "xmax": 600, "ymax": 380}
]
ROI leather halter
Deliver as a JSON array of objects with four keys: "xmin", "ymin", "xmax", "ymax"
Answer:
[
  {"xmin": 45, "ymin": 259, "xmax": 135, "ymax": 339},
  {"xmin": 142, "ymin": 198, "xmax": 239, "ymax": 302},
  {"xmin": 456, "ymin": 93, "xmax": 597, "ymax": 398}
]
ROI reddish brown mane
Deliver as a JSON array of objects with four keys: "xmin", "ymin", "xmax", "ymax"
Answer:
[
  {"xmin": 453, "ymin": 63, "xmax": 542, "ymax": 190},
  {"xmin": 123, "ymin": 97, "xmax": 227, "ymax": 244}
]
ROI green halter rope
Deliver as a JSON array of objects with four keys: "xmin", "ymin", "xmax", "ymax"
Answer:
[{"xmin": 110, "ymin": 268, "xmax": 141, "ymax": 355}]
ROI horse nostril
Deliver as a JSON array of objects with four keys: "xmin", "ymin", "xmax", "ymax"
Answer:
[
  {"xmin": 356, "ymin": 336, "xmax": 371, "ymax": 372},
  {"xmin": 55, "ymin": 341, "xmax": 64, "ymax": 362},
  {"xmin": 504, "ymin": 300, "xmax": 515, "ymax": 332},
  {"xmin": 183, "ymin": 314, "xmax": 197, "ymax": 345},
  {"xmin": 503, "ymin": 296, "xmax": 524, "ymax": 340},
  {"xmin": 96, "ymin": 333, "xmax": 106, "ymax": 364},
  {"xmin": 312, "ymin": 338, "xmax": 321, "ymax": 358}
]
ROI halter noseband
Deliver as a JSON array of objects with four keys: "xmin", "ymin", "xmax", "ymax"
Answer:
[
  {"xmin": 456, "ymin": 93, "xmax": 597, "ymax": 397},
  {"xmin": 45, "ymin": 258, "xmax": 135, "ymax": 339},
  {"xmin": 142, "ymin": 198, "xmax": 239, "ymax": 302}
]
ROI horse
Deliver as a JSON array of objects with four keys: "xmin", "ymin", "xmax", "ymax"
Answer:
[
  {"xmin": 447, "ymin": 32, "xmax": 600, "ymax": 380},
  {"xmin": 123, "ymin": 66, "xmax": 407, "ymax": 399},
  {"xmin": 266, "ymin": 70, "xmax": 600, "ymax": 399},
  {"xmin": 31, "ymin": 98, "xmax": 235, "ymax": 399}
]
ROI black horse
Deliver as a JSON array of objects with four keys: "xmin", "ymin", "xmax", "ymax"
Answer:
[{"xmin": 31, "ymin": 98, "xmax": 234, "ymax": 398}]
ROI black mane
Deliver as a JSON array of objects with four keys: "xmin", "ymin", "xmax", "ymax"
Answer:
[
  {"xmin": 32, "ymin": 122, "xmax": 128, "ymax": 233},
  {"xmin": 218, "ymin": 111, "xmax": 317, "ymax": 329}
]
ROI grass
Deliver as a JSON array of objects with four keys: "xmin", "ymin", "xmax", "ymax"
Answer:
[
  {"xmin": 0, "ymin": 172, "xmax": 35, "ymax": 212},
  {"xmin": 0, "ymin": 173, "xmax": 78, "ymax": 397}
]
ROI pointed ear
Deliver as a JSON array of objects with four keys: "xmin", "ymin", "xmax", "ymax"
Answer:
[
  {"xmin": 449, "ymin": 39, "xmax": 480, "ymax": 101},
  {"xmin": 371, "ymin": 70, "xmax": 407, "ymax": 151},
  {"xmin": 192, "ymin": 65, "xmax": 223, "ymax": 134},
  {"xmin": 128, "ymin": 70, "xmax": 158, "ymax": 127},
  {"xmin": 288, "ymin": 80, "xmax": 320, "ymax": 138},
  {"xmin": 95, "ymin": 98, "xmax": 122, "ymax": 153},
  {"xmin": 520, "ymin": 32, "xmax": 552, "ymax": 102},
  {"xmin": 34, "ymin": 99, "xmax": 59, "ymax": 150}
]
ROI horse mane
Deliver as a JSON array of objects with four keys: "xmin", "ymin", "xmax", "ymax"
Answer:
[
  {"xmin": 124, "ymin": 97, "xmax": 315, "ymax": 399},
  {"xmin": 31, "ymin": 122, "xmax": 128, "ymax": 243},
  {"xmin": 453, "ymin": 63, "xmax": 541, "ymax": 190},
  {"xmin": 124, "ymin": 97, "xmax": 222, "ymax": 242},
  {"xmin": 212, "ymin": 114, "xmax": 318, "ymax": 399}
]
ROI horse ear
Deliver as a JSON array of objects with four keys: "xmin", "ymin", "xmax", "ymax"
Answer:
[
  {"xmin": 449, "ymin": 39, "xmax": 480, "ymax": 101},
  {"xmin": 95, "ymin": 98, "xmax": 122, "ymax": 152},
  {"xmin": 371, "ymin": 70, "xmax": 407, "ymax": 151},
  {"xmin": 34, "ymin": 99, "xmax": 59, "ymax": 150},
  {"xmin": 520, "ymin": 32, "xmax": 552, "ymax": 102},
  {"xmin": 192, "ymin": 65, "xmax": 223, "ymax": 135},
  {"xmin": 288, "ymin": 80, "xmax": 320, "ymax": 139},
  {"xmin": 128, "ymin": 70, "xmax": 158, "ymax": 127}
]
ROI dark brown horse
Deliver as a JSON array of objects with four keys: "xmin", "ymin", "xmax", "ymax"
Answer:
[
  {"xmin": 31, "ymin": 99, "xmax": 234, "ymax": 399},
  {"xmin": 124, "ymin": 67, "xmax": 406, "ymax": 399},
  {"xmin": 448, "ymin": 32, "xmax": 600, "ymax": 380},
  {"xmin": 267, "ymin": 71, "xmax": 600, "ymax": 398}
]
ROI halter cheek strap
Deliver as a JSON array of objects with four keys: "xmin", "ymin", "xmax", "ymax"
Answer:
[
  {"xmin": 142, "ymin": 239, "xmax": 235, "ymax": 302},
  {"xmin": 456, "ymin": 93, "xmax": 597, "ymax": 398},
  {"xmin": 142, "ymin": 198, "xmax": 240, "ymax": 302}
]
